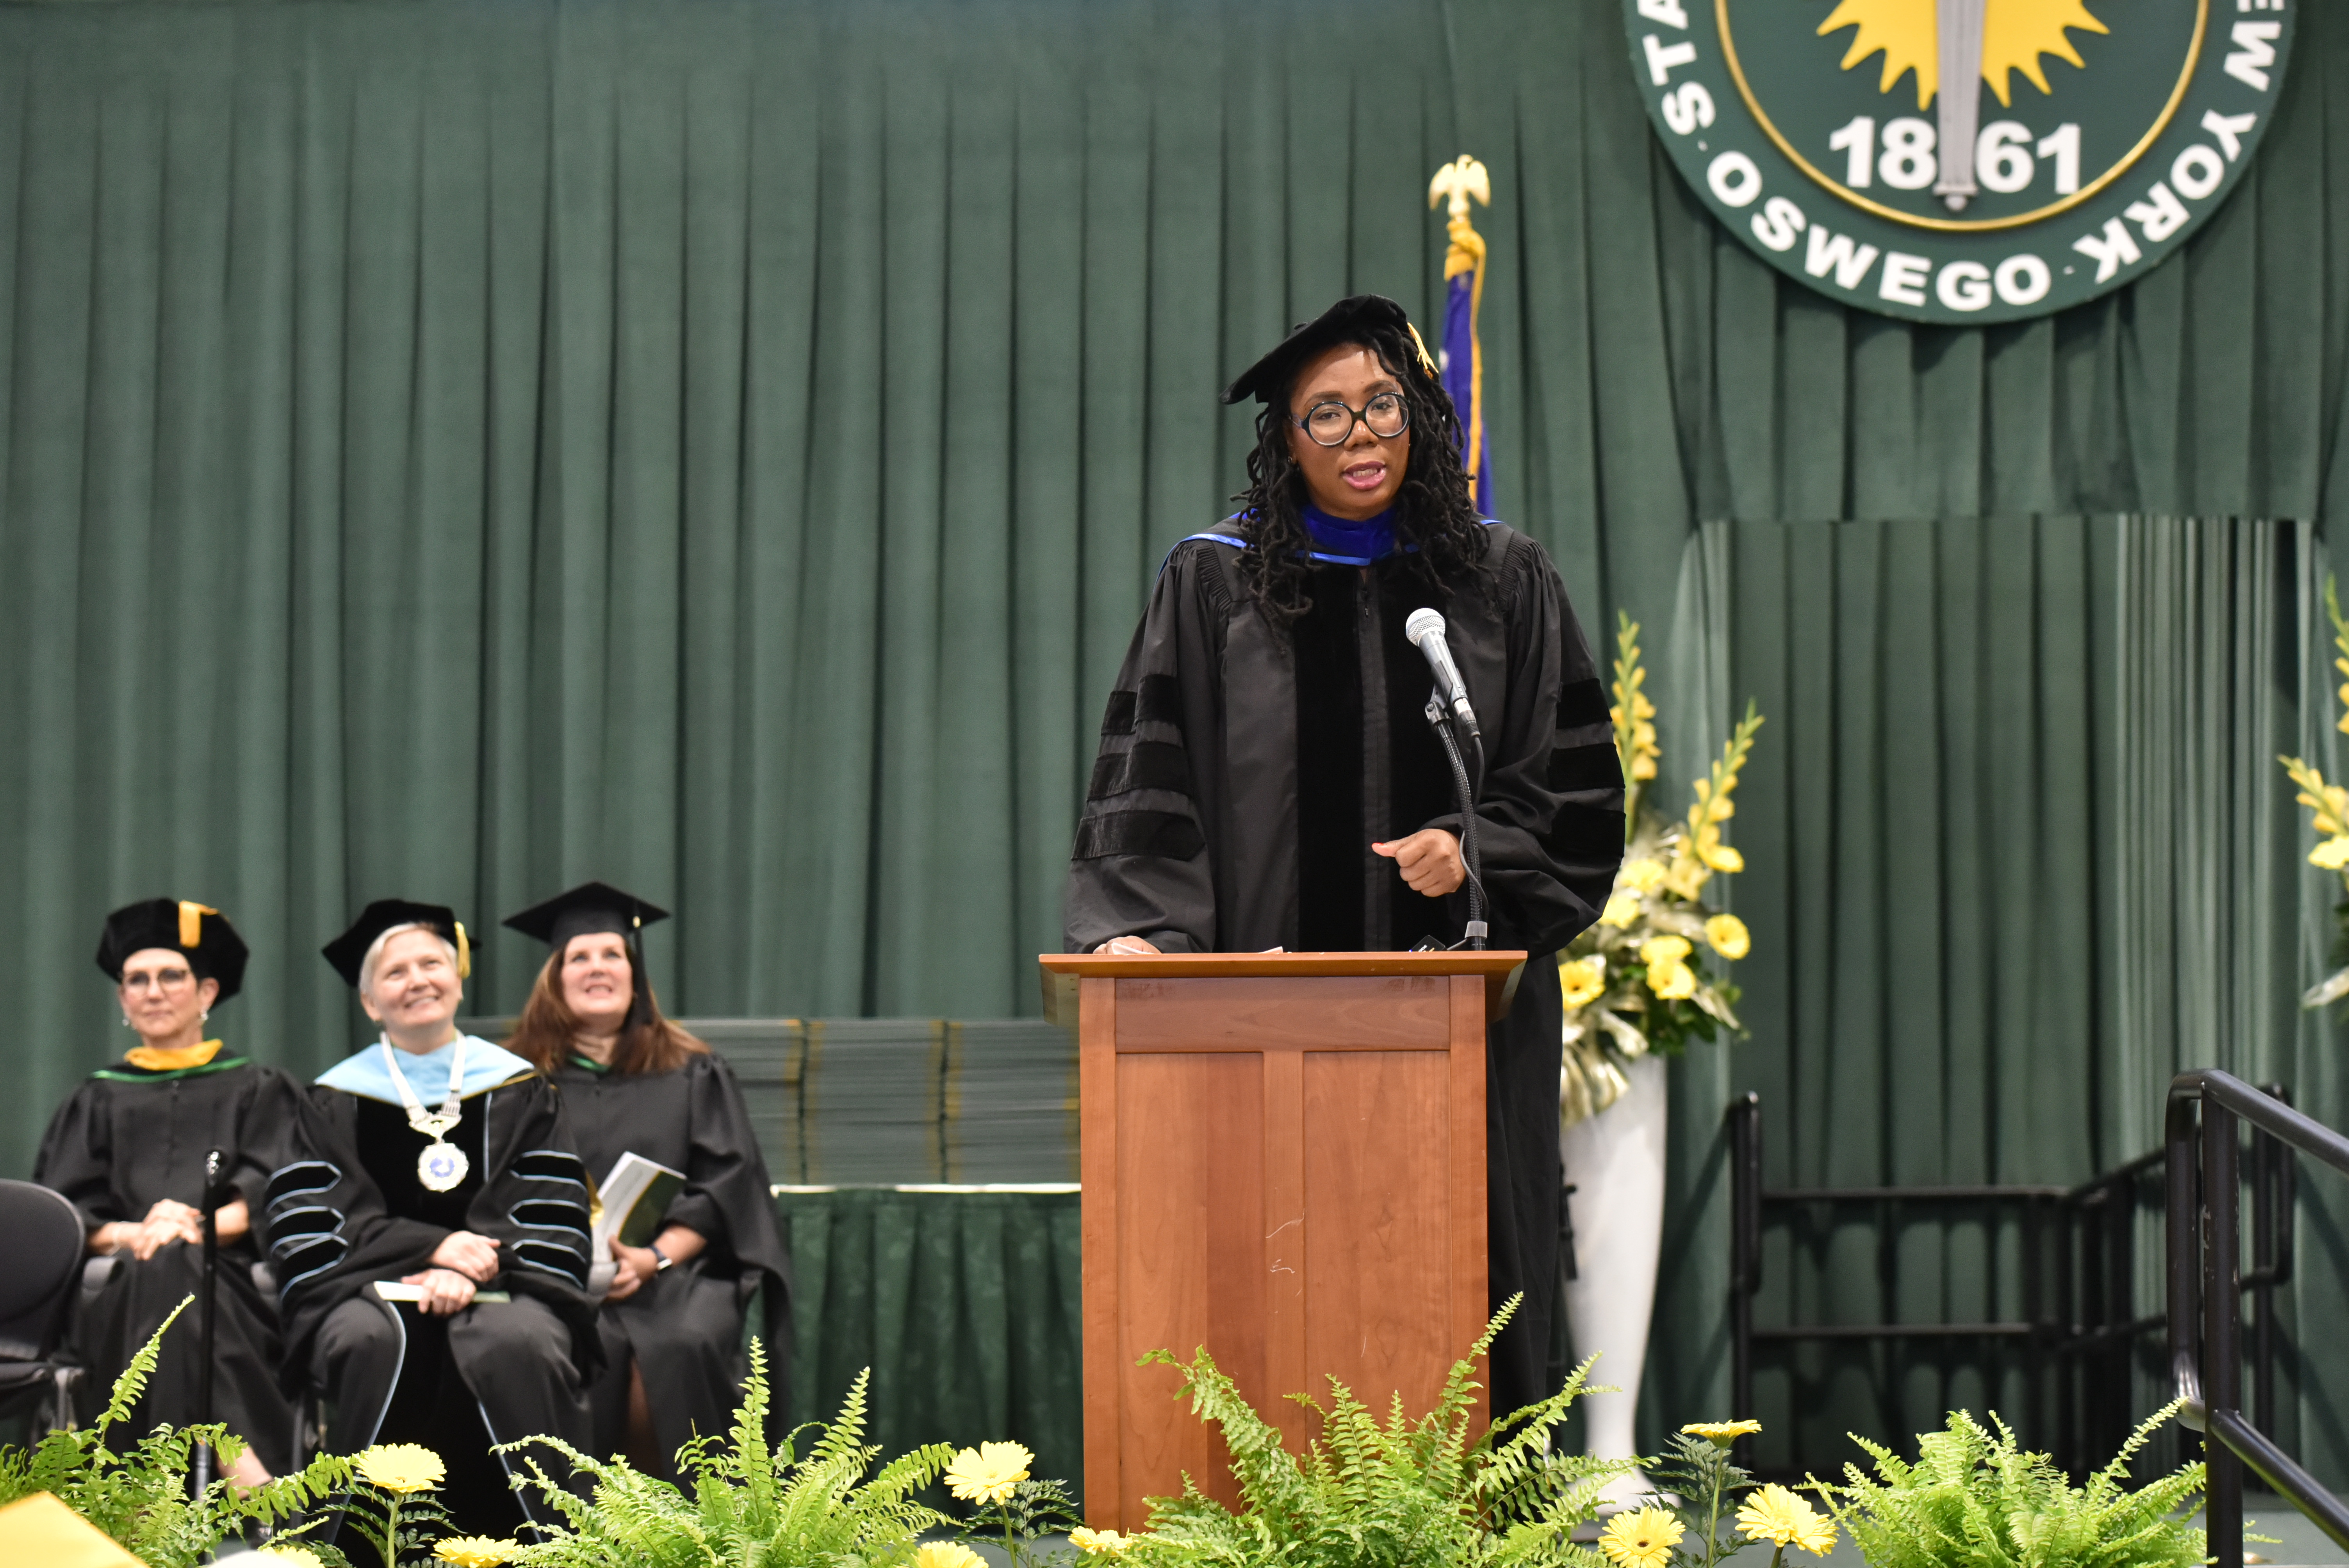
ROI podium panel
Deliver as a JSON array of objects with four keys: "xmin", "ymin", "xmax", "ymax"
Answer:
[{"xmin": 1042, "ymin": 952, "xmax": 1522, "ymax": 1532}]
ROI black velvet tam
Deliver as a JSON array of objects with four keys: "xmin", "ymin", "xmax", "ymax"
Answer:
[
  {"xmin": 1220, "ymin": 293, "xmax": 1435, "ymax": 406},
  {"xmin": 501, "ymin": 880, "xmax": 669, "ymax": 952},
  {"xmin": 323, "ymin": 899, "xmax": 469, "ymax": 988},
  {"xmin": 95, "ymin": 897, "xmax": 250, "ymax": 1001}
]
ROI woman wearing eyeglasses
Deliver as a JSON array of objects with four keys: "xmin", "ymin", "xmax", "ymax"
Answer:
[
  {"xmin": 34, "ymin": 899, "xmax": 301, "ymax": 1483},
  {"xmin": 1061, "ymin": 295, "xmax": 1624, "ymax": 1418}
]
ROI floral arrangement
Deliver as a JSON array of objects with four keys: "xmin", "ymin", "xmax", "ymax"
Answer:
[
  {"xmin": 1105, "ymin": 1299, "xmax": 1630, "ymax": 1568},
  {"xmin": 1597, "ymin": 1422, "xmax": 1833, "ymax": 1568},
  {"xmin": 943, "ymin": 1438, "xmax": 1082, "ymax": 1568},
  {"xmin": 1809, "ymin": 1404, "xmax": 2212, "ymax": 1568},
  {"xmin": 2281, "ymin": 575, "xmax": 2349, "ymax": 1007},
  {"xmin": 0, "ymin": 1299, "xmax": 352, "ymax": 1568},
  {"xmin": 1560, "ymin": 614, "xmax": 1763, "ymax": 1125}
]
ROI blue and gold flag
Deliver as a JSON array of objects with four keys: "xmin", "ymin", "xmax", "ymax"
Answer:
[{"xmin": 1429, "ymin": 156, "xmax": 1492, "ymax": 516}]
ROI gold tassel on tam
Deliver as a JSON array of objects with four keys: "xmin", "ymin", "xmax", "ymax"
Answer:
[
  {"xmin": 454, "ymin": 921, "xmax": 472, "ymax": 977},
  {"xmin": 177, "ymin": 900, "xmax": 216, "ymax": 948}
]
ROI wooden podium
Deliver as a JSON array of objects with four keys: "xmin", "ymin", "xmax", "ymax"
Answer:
[{"xmin": 1040, "ymin": 950, "xmax": 1526, "ymax": 1530}]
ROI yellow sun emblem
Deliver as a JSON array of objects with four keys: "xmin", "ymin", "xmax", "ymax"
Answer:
[{"xmin": 1817, "ymin": 0, "xmax": 2109, "ymax": 110}]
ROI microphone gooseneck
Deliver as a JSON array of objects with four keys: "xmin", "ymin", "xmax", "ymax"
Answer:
[{"xmin": 1408, "ymin": 609, "xmax": 1488, "ymax": 950}]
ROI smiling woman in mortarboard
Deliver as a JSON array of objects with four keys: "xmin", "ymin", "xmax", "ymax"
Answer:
[
  {"xmin": 264, "ymin": 900, "xmax": 597, "ymax": 1539},
  {"xmin": 34, "ymin": 898, "xmax": 300, "ymax": 1484},
  {"xmin": 499, "ymin": 881, "xmax": 790, "ymax": 1483},
  {"xmin": 1061, "ymin": 295, "xmax": 1626, "ymax": 1417}
]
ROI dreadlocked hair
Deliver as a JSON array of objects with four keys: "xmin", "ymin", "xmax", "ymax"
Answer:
[{"xmin": 1229, "ymin": 321, "xmax": 1488, "ymax": 623}]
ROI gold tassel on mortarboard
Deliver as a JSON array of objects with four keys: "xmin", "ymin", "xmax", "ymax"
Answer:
[
  {"xmin": 454, "ymin": 921, "xmax": 472, "ymax": 978},
  {"xmin": 177, "ymin": 901, "xmax": 216, "ymax": 949}
]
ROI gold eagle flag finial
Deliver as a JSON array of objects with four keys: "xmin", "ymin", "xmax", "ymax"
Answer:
[{"xmin": 1427, "ymin": 155, "xmax": 1491, "ymax": 223}]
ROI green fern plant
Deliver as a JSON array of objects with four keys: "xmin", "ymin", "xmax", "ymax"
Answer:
[
  {"xmin": 1809, "ymin": 1404, "xmax": 2207, "ymax": 1568},
  {"xmin": 502, "ymin": 1340, "xmax": 953, "ymax": 1566},
  {"xmin": 1117, "ymin": 1297, "xmax": 1629, "ymax": 1568},
  {"xmin": 0, "ymin": 1297, "xmax": 353, "ymax": 1567}
]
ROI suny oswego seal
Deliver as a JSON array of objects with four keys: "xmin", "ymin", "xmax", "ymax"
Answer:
[{"xmin": 1625, "ymin": 0, "xmax": 2295, "ymax": 324}]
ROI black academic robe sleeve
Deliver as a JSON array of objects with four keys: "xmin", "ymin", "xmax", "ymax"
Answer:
[
  {"xmin": 263, "ymin": 1076, "xmax": 601, "ymax": 1379},
  {"xmin": 1062, "ymin": 542, "xmax": 1229, "ymax": 953},
  {"xmin": 1418, "ymin": 529, "xmax": 1625, "ymax": 957}
]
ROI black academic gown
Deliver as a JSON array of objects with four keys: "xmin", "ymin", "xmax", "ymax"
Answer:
[
  {"xmin": 550, "ymin": 1050, "xmax": 791, "ymax": 1479},
  {"xmin": 1063, "ymin": 523, "xmax": 1625, "ymax": 1415},
  {"xmin": 33, "ymin": 1052, "xmax": 303, "ymax": 1472},
  {"xmin": 268, "ymin": 1069, "xmax": 598, "ymax": 1535}
]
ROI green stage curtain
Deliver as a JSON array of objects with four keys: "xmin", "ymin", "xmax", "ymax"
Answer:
[
  {"xmin": 778, "ymin": 1187, "xmax": 1083, "ymax": 1502},
  {"xmin": 1652, "ymin": 517, "xmax": 2347, "ymax": 1478}
]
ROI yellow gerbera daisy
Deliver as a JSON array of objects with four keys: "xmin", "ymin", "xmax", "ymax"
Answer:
[
  {"xmin": 1650, "ymin": 962, "xmax": 1698, "ymax": 1001},
  {"xmin": 1600, "ymin": 892, "xmax": 1642, "ymax": 928},
  {"xmin": 1619, "ymin": 858, "xmax": 1667, "ymax": 894},
  {"xmin": 913, "ymin": 1545, "xmax": 986, "ymax": 1568},
  {"xmin": 436, "ymin": 1539, "xmax": 521, "ymax": 1568},
  {"xmin": 1597, "ymin": 1506, "xmax": 1686, "ymax": 1568},
  {"xmin": 1560, "ymin": 955, "xmax": 1609, "ymax": 1010},
  {"xmin": 1070, "ymin": 1527, "xmax": 1134, "ymax": 1554},
  {"xmin": 1681, "ymin": 1418, "xmax": 1762, "ymax": 1445},
  {"xmin": 1736, "ymin": 1484, "xmax": 1836, "ymax": 1557},
  {"xmin": 354, "ymin": 1442, "xmax": 444, "ymax": 1493},
  {"xmin": 943, "ymin": 1440, "xmax": 1033, "ymax": 1504},
  {"xmin": 1704, "ymin": 914, "xmax": 1751, "ymax": 960},
  {"xmin": 1638, "ymin": 934, "xmax": 1691, "ymax": 966}
]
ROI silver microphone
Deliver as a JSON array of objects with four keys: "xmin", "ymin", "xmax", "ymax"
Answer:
[{"xmin": 1403, "ymin": 608, "xmax": 1479, "ymax": 739}]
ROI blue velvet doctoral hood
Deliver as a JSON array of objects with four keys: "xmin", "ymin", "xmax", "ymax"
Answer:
[{"xmin": 314, "ymin": 1034, "xmax": 535, "ymax": 1105}]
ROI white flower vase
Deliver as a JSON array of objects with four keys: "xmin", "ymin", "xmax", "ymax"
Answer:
[{"xmin": 1559, "ymin": 1050, "xmax": 1668, "ymax": 1508}]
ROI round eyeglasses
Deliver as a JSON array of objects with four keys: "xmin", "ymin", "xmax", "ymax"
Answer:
[{"xmin": 1294, "ymin": 392, "xmax": 1410, "ymax": 447}]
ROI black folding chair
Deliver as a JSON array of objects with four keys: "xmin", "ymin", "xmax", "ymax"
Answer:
[{"xmin": 0, "ymin": 1179, "xmax": 91, "ymax": 1431}]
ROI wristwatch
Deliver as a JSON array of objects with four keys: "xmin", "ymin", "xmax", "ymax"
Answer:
[{"xmin": 648, "ymin": 1243, "xmax": 675, "ymax": 1272}]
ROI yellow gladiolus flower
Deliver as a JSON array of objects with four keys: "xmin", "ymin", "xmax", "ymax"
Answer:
[
  {"xmin": 1704, "ymin": 914, "xmax": 1750, "ymax": 960},
  {"xmin": 913, "ymin": 1545, "xmax": 987, "ymax": 1568},
  {"xmin": 437, "ymin": 1539, "xmax": 521, "ymax": 1568},
  {"xmin": 1650, "ymin": 962, "xmax": 1698, "ymax": 1000},
  {"xmin": 1071, "ymin": 1528, "xmax": 1135, "ymax": 1554},
  {"xmin": 1600, "ymin": 892, "xmax": 1641, "ymax": 928},
  {"xmin": 944, "ymin": 1440, "xmax": 1033, "ymax": 1504},
  {"xmin": 1681, "ymin": 1418, "xmax": 1762, "ymax": 1444},
  {"xmin": 1736, "ymin": 1483, "xmax": 1837, "ymax": 1557},
  {"xmin": 1697, "ymin": 838, "xmax": 1745, "ymax": 874},
  {"xmin": 2313, "ymin": 837, "xmax": 2349, "ymax": 870},
  {"xmin": 354, "ymin": 1442, "xmax": 444, "ymax": 1494},
  {"xmin": 1560, "ymin": 955, "xmax": 1609, "ymax": 1010},
  {"xmin": 1597, "ymin": 1506, "xmax": 1686, "ymax": 1568},
  {"xmin": 1619, "ymin": 858, "xmax": 1667, "ymax": 893},
  {"xmin": 1638, "ymin": 935, "xmax": 1691, "ymax": 967}
]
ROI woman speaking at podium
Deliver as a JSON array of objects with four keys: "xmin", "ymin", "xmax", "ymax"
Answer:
[{"xmin": 1062, "ymin": 295, "xmax": 1625, "ymax": 1416}]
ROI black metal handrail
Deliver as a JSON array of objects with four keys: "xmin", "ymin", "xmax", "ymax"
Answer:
[
  {"xmin": 1729, "ymin": 1088, "xmax": 2294, "ymax": 1483},
  {"xmin": 2168, "ymin": 1069, "xmax": 2349, "ymax": 1565}
]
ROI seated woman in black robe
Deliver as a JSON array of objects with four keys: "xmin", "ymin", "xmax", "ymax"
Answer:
[
  {"xmin": 35, "ymin": 898, "xmax": 300, "ymax": 1484},
  {"xmin": 267, "ymin": 900, "xmax": 597, "ymax": 1538},
  {"xmin": 1062, "ymin": 296, "xmax": 1625, "ymax": 1417},
  {"xmin": 499, "ymin": 881, "xmax": 790, "ymax": 1481}
]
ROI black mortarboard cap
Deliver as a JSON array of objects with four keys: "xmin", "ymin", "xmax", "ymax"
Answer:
[
  {"xmin": 96, "ymin": 898, "xmax": 250, "ymax": 1003},
  {"xmin": 502, "ymin": 881, "xmax": 670, "ymax": 952},
  {"xmin": 323, "ymin": 898, "xmax": 472, "ymax": 989},
  {"xmin": 1220, "ymin": 293, "xmax": 1441, "ymax": 406}
]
